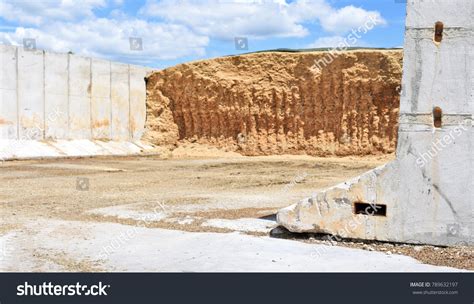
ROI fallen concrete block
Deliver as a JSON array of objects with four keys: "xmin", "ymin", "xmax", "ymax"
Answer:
[{"xmin": 277, "ymin": 0, "xmax": 474, "ymax": 246}]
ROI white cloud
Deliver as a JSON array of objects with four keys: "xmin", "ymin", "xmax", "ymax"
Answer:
[
  {"xmin": 0, "ymin": 18, "xmax": 209, "ymax": 64},
  {"xmin": 0, "ymin": 0, "xmax": 107, "ymax": 26},
  {"xmin": 0, "ymin": 0, "xmax": 209, "ymax": 64},
  {"xmin": 141, "ymin": 0, "xmax": 386, "ymax": 39},
  {"xmin": 307, "ymin": 36, "xmax": 348, "ymax": 48},
  {"xmin": 319, "ymin": 5, "xmax": 385, "ymax": 34},
  {"xmin": 307, "ymin": 35, "xmax": 369, "ymax": 48},
  {"xmin": 140, "ymin": 0, "xmax": 306, "ymax": 39},
  {"xmin": 0, "ymin": 0, "xmax": 386, "ymax": 65}
]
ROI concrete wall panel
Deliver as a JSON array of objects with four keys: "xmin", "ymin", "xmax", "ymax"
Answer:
[
  {"xmin": 0, "ymin": 45, "xmax": 18, "ymax": 139},
  {"xmin": 129, "ymin": 65, "xmax": 148, "ymax": 141},
  {"xmin": 44, "ymin": 52, "xmax": 68, "ymax": 139},
  {"xmin": 17, "ymin": 48, "xmax": 44, "ymax": 140},
  {"xmin": 91, "ymin": 58, "xmax": 111, "ymax": 139},
  {"xmin": 0, "ymin": 46, "xmax": 150, "ymax": 143},
  {"xmin": 401, "ymin": 30, "xmax": 472, "ymax": 114},
  {"xmin": 111, "ymin": 63, "xmax": 129, "ymax": 140},
  {"xmin": 69, "ymin": 56, "xmax": 91, "ymax": 139},
  {"xmin": 406, "ymin": 0, "xmax": 474, "ymax": 28},
  {"xmin": 277, "ymin": 0, "xmax": 474, "ymax": 246}
]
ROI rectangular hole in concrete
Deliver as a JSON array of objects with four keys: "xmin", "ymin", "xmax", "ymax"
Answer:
[
  {"xmin": 434, "ymin": 21, "xmax": 444, "ymax": 43},
  {"xmin": 353, "ymin": 202, "xmax": 387, "ymax": 217},
  {"xmin": 433, "ymin": 106, "xmax": 442, "ymax": 128}
]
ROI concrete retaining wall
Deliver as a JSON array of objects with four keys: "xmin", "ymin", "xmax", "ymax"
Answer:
[
  {"xmin": 0, "ymin": 44, "xmax": 151, "ymax": 142},
  {"xmin": 277, "ymin": 0, "xmax": 473, "ymax": 246}
]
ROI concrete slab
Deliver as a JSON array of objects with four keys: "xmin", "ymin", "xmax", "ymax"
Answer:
[
  {"xmin": 44, "ymin": 52, "xmax": 68, "ymax": 139},
  {"xmin": 68, "ymin": 56, "xmax": 91, "ymax": 139},
  {"xmin": 111, "ymin": 63, "xmax": 129, "ymax": 141},
  {"xmin": 17, "ymin": 47, "xmax": 44, "ymax": 140},
  {"xmin": 0, "ymin": 139, "xmax": 152, "ymax": 161},
  {"xmin": 91, "ymin": 58, "xmax": 111, "ymax": 140},
  {"xmin": 202, "ymin": 218, "xmax": 277, "ymax": 233},
  {"xmin": 0, "ymin": 219, "xmax": 465, "ymax": 272},
  {"xmin": 129, "ymin": 65, "xmax": 148, "ymax": 140},
  {"xmin": 277, "ymin": 0, "xmax": 474, "ymax": 246},
  {"xmin": 0, "ymin": 45, "xmax": 17, "ymax": 140}
]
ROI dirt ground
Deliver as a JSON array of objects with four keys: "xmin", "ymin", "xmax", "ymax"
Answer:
[{"xmin": 0, "ymin": 152, "xmax": 472, "ymax": 271}]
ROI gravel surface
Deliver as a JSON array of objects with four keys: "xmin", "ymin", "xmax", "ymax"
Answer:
[
  {"xmin": 1, "ymin": 154, "xmax": 471, "ymax": 271},
  {"xmin": 271, "ymin": 227, "xmax": 473, "ymax": 270}
]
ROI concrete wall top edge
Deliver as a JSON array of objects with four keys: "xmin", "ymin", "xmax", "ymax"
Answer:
[
  {"xmin": 407, "ymin": 1, "xmax": 474, "ymax": 28},
  {"xmin": 0, "ymin": 43, "xmax": 152, "ymax": 70}
]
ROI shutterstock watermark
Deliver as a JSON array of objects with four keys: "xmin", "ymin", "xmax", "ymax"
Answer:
[
  {"xmin": 129, "ymin": 37, "xmax": 143, "ymax": 51},
  {"xmin": 76, "ymin": 177, "xmax": 90, "ymax": 191},
  {"xmin": 96, "ymin": 202, "xmax": 167, "ymax": 260},
  {"xmin": 17, "ymin": 282, "xmax": 110, "ymax": 297},
  {"xmin": 415, "ymin": 120, "xmax": 471, "ymax": 168},
  {"xmin": 234, "ymin": 37, "xmax": 248, "ymax": 51},
  {"xmin": 310, "ymin": 15, "xmax": 382, "ymax": 73},
  {"xmin": 23, "ymin": 38, "xmax": 36, "ymax": 51},
  {"xmin": 280, "ymin": 172, "xmax": 308, "ymax": 194},
  {"xmin": 310, "ymin": 200, "xmax": 383, "ymax": 259}
]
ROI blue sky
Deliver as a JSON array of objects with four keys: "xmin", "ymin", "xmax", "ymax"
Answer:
[{"xmin": 0, "ymin": 0, "xmax": 407, "ymax": 69}]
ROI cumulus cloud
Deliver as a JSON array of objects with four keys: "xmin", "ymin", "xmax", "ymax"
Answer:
[
  {"xmin": 319, "ymin": 5, "xmax": 385, "ymax": 34},
  {"xmin": 307, "ymin": 36, "xmax": 370, "ymax": 48},
  {"xmin": 307, "ymin": 36, "xmax": 348, "ymax": 48},
  {"xmin": 0, "ymin": 0, "xmax": 385, "ymax": 65},
  {"xmin": 141, "ymin": 0, "xmax": 385, "ymax": 39},
  {"xmin": 0, "ymin": 0, "xmax": 209, "ymax": 64},
  {"xmin": 0, "ymin": 0, "xmax": 107, "ymax": 26},
  {"xmin": 0, "ymin": 19, "xmax": 209, "ymax": 63},
  {"xmin": 140, "ymin": 0, "xmax": 306, "ymax": 39}
]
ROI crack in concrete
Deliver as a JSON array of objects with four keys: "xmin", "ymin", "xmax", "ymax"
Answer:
[{"xmin": 432, "ymin": 183, "xmax": 459, "ymax": 219}]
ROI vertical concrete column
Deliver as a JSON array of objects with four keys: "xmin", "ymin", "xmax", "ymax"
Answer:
[
  {"xmin": 277, "ymin": 0, "xmax": 473, "ymax": 246},
  {"xmin": 91, "ymin": 58, "xmax": 112, "ymax": 139},
  {"xmin": 17, "ymin": 47, "xmax": 44, "ymax": 140},
  {"xmin": 129, "ymin": 65, "xmax": 148, "ymax": 141},
  {"xmin": 44, "ymin": 52, "xmax": 68, "ymax": 139},
  {"xmin": 68, "ymin": 55, "xmax": 92, "ymax": 139},
  {"xmin": 111, "ymin": 62, "xmax": 130, "ymax": 140},
  {"xmin": 397, "ymin": 0, "xmax": 473, "ymax": 245},
  {"xmin": 0, "ymin": 45, "xmax": 18, "ymax": 139}
]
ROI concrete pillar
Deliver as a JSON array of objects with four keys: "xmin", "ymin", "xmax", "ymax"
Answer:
[
  {"xmin": 0, "ymin": 45, "xmax": 17, "ymax": 139},
  {"xmin": 111, "ymin": 62, "xmax": 130, "ymax": 141},
  {"xmin": 68, "ymin": 55, "xmax": 92, "ymax": 139},
  {"xmin": 277, "ymin": 0, "xmax": 473, "ymax": 246},
  {"xmin": 45, "ymin": 52, "xmax": 68, "ymax": 139},
  {"xmin": 18, "ymin": 47, "xmax": 44, "ymax": 140},
  {"xmin": 91, "ymin": 58, "xmax": 112, "ymax": 140},
  {"xmin": 129, "ymin": 65, "xmax": 147, "ymax": 141}
]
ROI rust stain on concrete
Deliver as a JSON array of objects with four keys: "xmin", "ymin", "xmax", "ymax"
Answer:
[
  {"xmin": 92, "ymin": 119, "xmax": 110, "ymax": 129},
  {"xmin": 0, "ymin": 117, "xmax": 13, "ymax": 125}
]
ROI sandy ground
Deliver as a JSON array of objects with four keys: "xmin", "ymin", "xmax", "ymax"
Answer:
[{"xmin": 0, "ymin": 153, "xmax": 471, "ymax": 271}]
